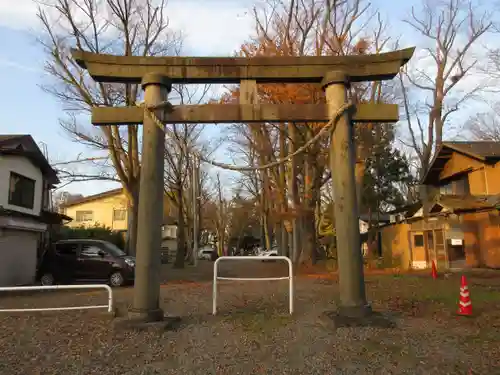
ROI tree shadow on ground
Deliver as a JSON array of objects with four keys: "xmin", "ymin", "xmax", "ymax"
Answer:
[{"xmin": 323, "ymin": 310, "xmax": 398, "ymax": 329}]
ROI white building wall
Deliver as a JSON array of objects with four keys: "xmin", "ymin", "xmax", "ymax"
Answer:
[
  {"xmin": 0, "ymin": 155, "xmax": 43, "ymax": 216},
  {"xmin": 359, "ymin": 219, "xmax": 369, "ymax": 234},
  {"xmin": 0, "ymin": 229, "xmax": 38, "ymax": 286}
]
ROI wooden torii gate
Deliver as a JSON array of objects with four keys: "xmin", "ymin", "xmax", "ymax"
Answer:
[{"xmin": 72, "ymin": 47, "xmax": 414, "ymax": 322}]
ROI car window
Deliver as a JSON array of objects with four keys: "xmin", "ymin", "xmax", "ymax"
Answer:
[
  {"xmin": 80, "ymin": 245, "xmax": 103, "ymax": 258},
  {"xmin": 55, "ymin": 243, "xmax": 79, "ymax": 256},
  {"xmin": 103, "ymin": 242, "xmax": 126, "ymax": 257}
]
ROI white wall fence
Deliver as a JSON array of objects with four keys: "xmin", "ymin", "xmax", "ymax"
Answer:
[{"xmin": 212, "ymin": 256, "xmax": 294, "ymax": 315}]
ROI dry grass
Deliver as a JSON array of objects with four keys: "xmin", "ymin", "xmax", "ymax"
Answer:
[{"xmin": 0, "ymin": 261, "xmax": 499, "ymax": 374}]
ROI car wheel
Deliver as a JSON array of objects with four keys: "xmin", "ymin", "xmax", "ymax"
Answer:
[
  {"xmin": 40, "ymin": 273, "xmax": 55, "ymax": 286},
  {"xmin": 109, "ymin": 272, "xmax": 125, "ymax": 287}
]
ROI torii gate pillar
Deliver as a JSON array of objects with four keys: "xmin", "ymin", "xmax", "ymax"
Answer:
[
  {"xmin": 322, "ymin": 71, "xmax": 371, "ymax": 318},
  {"xmin": 71, "ymin": 46, "xmax": 415, "ymax": 323},
  {"xmin": 129, "ymin": 73, "xmax": 171, "ymax": 322}
]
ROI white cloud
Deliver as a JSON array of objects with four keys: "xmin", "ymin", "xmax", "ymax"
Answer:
[
  {"xmin": 0, "ymin": 0, "xmax": 255, "ymax": 56},
  {"xmin": 0, "ymin": 0, "xmax": 38, "ymax": 31},
  {"xmin": 167, "ymin": 0, "xmax": 254, "ymax": 55},
  {"xmin": 0, "ymin": 57, "xmax": 44, "ymax": 73}
]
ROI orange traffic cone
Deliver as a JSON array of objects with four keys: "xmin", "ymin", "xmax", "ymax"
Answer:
[
  {"xmin": 431, "ymin": 260, "xmax": 438, "ymax": 279},
  {"xmin": 458, "ymin": 275, "xmax": 472, "ymax": 316}
]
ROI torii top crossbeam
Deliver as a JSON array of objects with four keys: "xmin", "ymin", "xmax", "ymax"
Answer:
[
  {"xmin": 71, "ymin": 46, "xmax": 416, "ymax": 322},
  {"xmin": 71, "ymin": 48, "xmax": 415, "ymax": 84}
]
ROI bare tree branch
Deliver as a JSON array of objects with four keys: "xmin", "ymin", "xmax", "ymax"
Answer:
[
  {"xmin": 400, "ymin": 0, "xmax": 492, "ymax": 177},
  {"xmin": 36, "ymin": 0, "xmax": 182, "ymax": 254}
]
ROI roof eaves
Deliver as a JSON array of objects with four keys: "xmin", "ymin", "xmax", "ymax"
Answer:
[
  {"xmin": 420, "ymin": 143, "xmax": 446, "ymax": 185},
  {"xmin": 59, "ymin": 188, "xmax": 123, "ymax": 208},
  {"xmin": 441, "ymin": 142, "xmax": 486, "ymax": 161}
]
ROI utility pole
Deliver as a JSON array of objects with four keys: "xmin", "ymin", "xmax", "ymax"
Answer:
[
  {"xmin": 192, "ymin": 156, "xmax": 199, "ymax": 266},
  {"xmin": 322, "ymin": 71, "xmax": 371, "ymax": 318},
  {"xmin": 129, "ymin": 73, "xmax": 171, "ymax": 322}
]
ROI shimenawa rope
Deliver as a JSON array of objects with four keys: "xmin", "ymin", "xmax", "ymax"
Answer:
[{"xmin": 137, "ymin": 101, "xmax": 353, "ymax": 172}]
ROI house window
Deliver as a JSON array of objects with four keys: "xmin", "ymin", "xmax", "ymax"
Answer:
[
  {"xmin": 113, "ymin": 209, "xmax": 126, "ymax": 221},
  {"xmin": 454, "ymin": 175, "xmax": 470, "ymax": 195},
  {"xmin": 413, "ymin": 234, "xmax": 424, "ymax": 247},
  {"xmin": 169, "ymin": 227, "xmax": 177, "ymax": 238},
  {"xmin": 440, "ymin": 183, "xmax": 453, "ymax": 195},
  {"xmin": 162, "ymin": 226, "xmax": 176, "ymax": 238},
  {"xmin": 76, "ymin": 210, "xmax": 94, "ymax": 222},
  {"xmin": 440, "ymin": 175, "xmax": 470, "ymax": 195},
  {"xmin": 8, "ymin": 172, "xmax": 36, "ymax": 209}
]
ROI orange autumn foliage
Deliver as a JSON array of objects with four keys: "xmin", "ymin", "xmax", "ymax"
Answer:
[
  {"xmin": 220, "ymin": 40, "xmax": 327, "ymax": 130},
  {"xmin": 220, "ymin": 35, "xmax": 377, "ymax": 221}
]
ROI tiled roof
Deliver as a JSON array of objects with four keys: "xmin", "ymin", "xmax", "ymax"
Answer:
[
  {"xmin": 430, "ymin": 194, "xmax": 500, "ymax": 213},
  {"xmin": 59, "ymin": 188, "xmax": 123, "ymax": 207},
  {"xmin": 443, "ymin": 141, "xmax": 500, "ymax": 160},
  {"xmin": 0, "ymin": 134, "xmax": 59, "ymax": 184},
  {"xmin": 422, "ymin": 141, "xmax": 500, "ymax": 185},
  {"xmin": 0, "ymin": 134, "xmax": 28, "ymax": 144}
]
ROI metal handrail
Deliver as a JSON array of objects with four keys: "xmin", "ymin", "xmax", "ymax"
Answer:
[
  {"xmin": 212, "ymin": 256, "xmax": 294, "ymax": 315},
  {"xmin": 0, "ymin": 284, "xmax": 113, "ymax": 313}
]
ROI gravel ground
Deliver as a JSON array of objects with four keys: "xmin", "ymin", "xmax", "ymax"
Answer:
[{"xmin": 0, "ymin": 262, "xmax": 499, "ymax": 375}]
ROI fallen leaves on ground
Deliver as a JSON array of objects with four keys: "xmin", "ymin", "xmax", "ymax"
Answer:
[{"xmin": 0, "ymin": 263, "xmax": 499, "ymax": 374}]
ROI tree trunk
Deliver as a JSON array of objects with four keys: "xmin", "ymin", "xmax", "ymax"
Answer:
[
  {"xmin": 299, "ymin": 156, "xmax": 314, "ymax": 268},
  {"xmin": 299, "ymin": 149, "xmax": 321, "ymax": 268},
  {"xmin": 310, "ymin": 182, "xmax": 321, "ymax": 265},
  {"xmin": 278, "ymin": 124, "xmax": 289, "ymax": 256},
  {"xmin": 300, "ymin": 208, "xmax": 317, "ymax": 266},
  {"xmin": 184, "ymin": 196, "xmax": 194, "ymax": 263},
  {"xmin": 216, "ymin": 174, "xmax": 226, "ymax": 256},
  {"xmin": 281, "ymin": 224, "xmax": 289, "ymax": 257},
  {"xmin": 259, "ymin": 186, "xmax": 266, "ymax": 248},
  {"xmin": 126, "ymin": 186, "xmax": 139, "ymax": 256},
  {"xmin": 260, "ymin": 166, "xmax": 272, "ymax": 250},
  {"xmin": 275, "ymin": 222, "xmax": 282, "ymax": 253},
  {"xmin": 355, "ymin": 160, "xmax": 366, "ymax": 212},
  {"xmin": 216, "ymin": 229, "xmax": 223, "ymax": 256},
  {"xmin": 288, "ymin": 123, "xmax": 301, "ymax": 265},
  {"xmin": 263, "ymin": 205, "xmax": 272, "ymax": 249},
  {"xmin": 240, "ymin": 80, "xmax": 272, "ymax": 251},
  {"xmin": 174, "ymin": 182, "xmax": 186, "ymax": 269}
]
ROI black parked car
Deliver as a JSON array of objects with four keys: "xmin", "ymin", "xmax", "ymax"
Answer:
[{"xmin": 37, "ymin": 239, "xmax": 135, "ymax": 287}]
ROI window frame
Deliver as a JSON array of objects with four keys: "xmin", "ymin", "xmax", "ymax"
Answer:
[
  {"xmin": 8, "ymin": 171, "xmax": 36, "ymax": 209},
  {"xmin": 439, "ymin": 174, "xmax": 470, "ymax": 195},
  {"xmin": 80, "ymin": 244, "xmax": 104, "ymax": 258},
  {"xmin": 413, "ymin": 234, "xmax": 424, "ymax": 247},
  {"xmin": 453, "ymin": 175, "xmax": 470, "ymax": 195},
  {"xmin": 113, "ymin": 208, "xmax": 127, "ymax": 221},
  {"xmin": 55, "ymin": 243, "xmax": 79, "ymax": 256},
  {"xmin": 75, "ymin": 210, "xmax": 94, "ymax": 222},
  {"xmin": 439, "ymin": 183, "xmax": 453, "ymax": 195}
]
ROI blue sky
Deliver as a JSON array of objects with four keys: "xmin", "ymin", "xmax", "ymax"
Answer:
[
  {"xmin": 0, "ymin": 0, "xmax": 257, "ymax": 196},
  {"xmin": 0, "ymin": 0, "xmax": 494, "ymax": 196}
]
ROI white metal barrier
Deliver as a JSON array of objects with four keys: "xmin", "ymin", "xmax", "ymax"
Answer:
[
  {"xmin": 0, "ymin": 284, "xmax": 113, "ymax": 313},
  {"xmin": 212, "ymin": 256, "xmax": 294, "ymax": 315}
]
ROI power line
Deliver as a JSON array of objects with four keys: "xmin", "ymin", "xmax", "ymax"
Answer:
[{"xmin": 52, "ymin": 156, "xmax": 109, "ymax": 166}]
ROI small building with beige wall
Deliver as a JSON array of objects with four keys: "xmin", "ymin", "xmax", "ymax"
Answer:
[
  {"xmin": 60, "ymin": 188, "xmax": 131, "ymax": 230},
  {"xmin": 380, "ymin": 141, "xmax": 500, "ymax": 271},
  {"xmin": 59, "ymin": 188, "xmax": 178, "ymax": 252}
]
